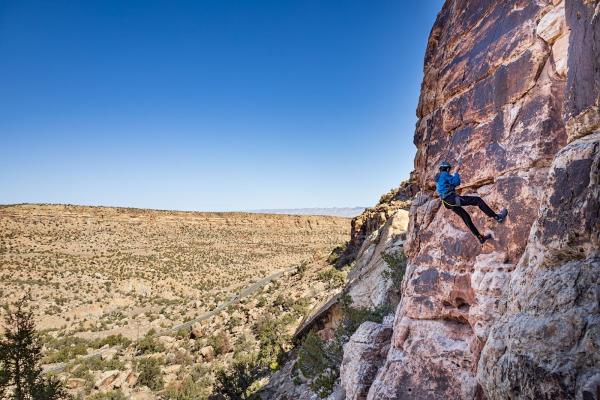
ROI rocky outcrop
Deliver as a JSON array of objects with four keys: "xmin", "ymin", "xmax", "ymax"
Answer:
[
  {"xmin": 476, "ymin": 0, "xmax": 600, "ymax": 397},
  {"xmin": 266, "ymin": 1, "xmax": 598, "ymax": 398},
  {"xmin": 262, "ymin": 185, "xmax": 413, "ymax": 399},
  {"xmin": 340, "ymin": 317, "xmax": 393, "ymax": 400},
  {"xmin": 336, "ymin": 181, "xmax": 414, "ymax": 309},
  {"xmin": 356, "ymin": 0, "xmax": 599, "ymax": 399},
  {"xmin": 294, "ymin": 182, "xmax": 413, "ymax": 341},
  {"xmin": 345, "ymin": 208, "xmax": 409, "ymax": 309},
  {"xmin": 340, "ymin": 182, "xmax": 416, "ymax": 268}
]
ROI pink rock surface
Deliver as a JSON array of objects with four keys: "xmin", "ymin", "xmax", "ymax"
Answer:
[{"xmin": 364, "ymin": 0, "xmax": 600, "ymax": 399}]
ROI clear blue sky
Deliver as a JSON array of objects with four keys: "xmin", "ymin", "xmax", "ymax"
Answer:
[{"xmin": 0, "ymin": 1, "xmax": 443, "ymax": 211}]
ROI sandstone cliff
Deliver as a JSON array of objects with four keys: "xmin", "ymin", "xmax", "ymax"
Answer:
[
  {"xmin": 343, "ymin": 182, "xmax": 415, "ymax": 309},
  {"xmin": 260, "ymin": 184, "xmax": 412, "ymax": 400},
  {"xmin": 263, "ymin": 1, "xmax": 598, "ymax": 398},
  {"xmin": 349, "ymin": 0, "xmax": 599, "ymax": 399}
]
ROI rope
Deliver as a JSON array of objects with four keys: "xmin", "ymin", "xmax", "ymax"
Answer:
[
  {"xmin": 441, "ymin": 199, "xmax": 461, "ymax": 208},
  {"xmin": 441, "ymin": 192, "xmax": 461, "ymax": 208}
]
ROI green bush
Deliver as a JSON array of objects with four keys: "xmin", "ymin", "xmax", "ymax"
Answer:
[
  {"xmin": 311, "ymin": 369, "xmax": 339, "ymax": 398},
  {"xmin": 273, "ymin": 294, "xmax": 295, "ymax": 311},
  {"xmin": 381, "ymin": 251, "xmax": 407, "ymax": 288},
  {"xmin": 135, "ymin": 358, "xmax": 164, "ymax": 391},
  {"xmin": 176, "ymin": 328, "xmax": 190, "ymax": 340},
  {"xmin": 211, "ymin": 354, "xmax": 264, "ymax": 400},
  {"xmin": 326, "ymin": 243, "xmax": 348, "ymax": 266},
  {"xmin": 317, "ymin": 267, "xmax": 345, "ymax": 289},
  {"xmin": 43, "ymin": 344, "xmax": 88, "ymax": 364},
  {"xmin": 42, "ymin": 336, "xmax": 89, "ymax": 364},
  {"xmin": 93, "ymin": 334, "xmax": 132, "ymax": 349},
  {"xmin": 163, "ymin": 377, "xmax": 211, "ymax": 400},
  {"xmin": 135, "ymin": 335, "xmax": 165, "ymax": 355},
  {"xmin": 296, "ymin": 293, "xmax": 392, "ymax": 398},
  {"xmin": 297, "ymin": 331, "xmax": 342, "ymax": 398},
  {"xmin": 253, "ymin": 316, "xmax": 292, "ymax": 367},
  {"xmin": 207, "ymin": 334, "xmax": 232, "ymax": 356},
  {"xmin": 69, "ymin": 354, "xmax": 124, "ymax": 373},
  {"xmin": 290, "ymin": 297, "xmax": 311, "ymax": 317},
  {"xmin": 43, "ymin": 334, "xmax": 131, "ymax": 364},
  {"xmin": 88, "ymin": 390, "xmax": 127, "ymax": 400},
  {"xmin": 339, "ymin": 293, "xmax": 391, "ymax": 337}
]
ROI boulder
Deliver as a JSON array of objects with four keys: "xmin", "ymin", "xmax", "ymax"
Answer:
[
  {"xmin": 200, "ymin": 345, "xmax": 214, "ymax": 361},
  {"xmin": 65, "ymin": 378, "xmax": 87, "ymax": 390},
  {"xmin": 190, "ymin": 322, "xmax": 204, "ymax": 339},
  {"xmin": 94, "ymin": 369, "xmax": 120, "ymax": 391},
  {"xmin": 340, "ymin": 319, "xmax": 393, "ymax": 400},
  {"xmin": 111, "ymin": 370, "xmax": 135, "ymax": 389},
  {"xmin": 99, "ymin": 347, "xmax": 119, "ymax": 361}
]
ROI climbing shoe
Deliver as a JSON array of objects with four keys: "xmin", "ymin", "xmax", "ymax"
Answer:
[
  {"xmin": 478, "ymin": 234, "xmax": 492, "ymax": 245},
  {"xmin": 495, "ymin": 208, "xmax": 508, "ymax": 223}
]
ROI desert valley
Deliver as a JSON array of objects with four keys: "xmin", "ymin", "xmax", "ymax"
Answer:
[
  {"xmin": 2, "ymin": 0, "xmax": 599, "ymax": 399},
  {"xmin": 0, "ymin": 204, "xmax": 351, "ymax": 399}
]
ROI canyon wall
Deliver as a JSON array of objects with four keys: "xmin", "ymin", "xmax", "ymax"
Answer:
[
  {"xmin": 342, "ymin": 0, "xmax": 599, "ymax": 399},
  {"xmin": 344, "ymin": 182, "xmax": 415, "ymax": 309}
]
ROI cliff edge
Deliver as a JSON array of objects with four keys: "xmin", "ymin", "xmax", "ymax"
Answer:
[{"xmin": 362, "ymin": 0, "xmax": 599, "ymax": 399}]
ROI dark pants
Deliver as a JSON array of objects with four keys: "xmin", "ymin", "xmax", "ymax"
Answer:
[{"xmin": 442, "ymin": 193, "xmax": 497, "ymax": 238}]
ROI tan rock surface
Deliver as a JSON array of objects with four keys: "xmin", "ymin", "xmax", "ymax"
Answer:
[
  {"xmin": 340, "ymin": 318, "xmax": 393, "ymax": 400},
  {"xmin": 346, "ymin": 209, "xmax": 409, "ymax": 308}
]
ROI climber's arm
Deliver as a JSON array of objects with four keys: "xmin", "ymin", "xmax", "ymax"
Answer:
[{"xmin": 450, "ymin": 172, "xmax": 461, "ymax": 186}]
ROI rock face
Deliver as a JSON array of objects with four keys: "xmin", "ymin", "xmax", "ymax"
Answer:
[
  {"xmin": 339, "ymin": 181, "xmax": 415, "ymax": 308},
  {"xmin": 358, "ymin": 0, "xmax": 599, "ymax": 399},
  {"xmin": 346, "ymin": 208, "xmax": 409, "ymax": 308},
  {"xmin": 340, "ymin": 317, "xmax": 393, "ymax": 400}
]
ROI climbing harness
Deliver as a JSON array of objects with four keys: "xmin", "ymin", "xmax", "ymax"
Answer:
[{"xmin": 441, "ymin": 193, "xmax": 461, "ymax": 208}]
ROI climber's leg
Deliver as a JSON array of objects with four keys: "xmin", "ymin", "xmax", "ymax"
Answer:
[
  {"xmin": 443, "ymin": 196, "xmax": 492, "ymax": 244},
  {"xmin": 449, "ymin": 206, "xmax": 482, "ymax": 238},
  {"xmin": 458, "ymin": 195, "xmax": 497, "ymax": 218}
]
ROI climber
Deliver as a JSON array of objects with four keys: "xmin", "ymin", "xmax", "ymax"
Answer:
[{"xmin": 435, "ymin": 161, "xmax": 508, "ymax": 244}]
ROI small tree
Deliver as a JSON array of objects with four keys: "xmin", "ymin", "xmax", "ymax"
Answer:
[
  {"xmin": 135, "ymin": 358, "xmax": 164, "ymax": 391},
  {"xmin": 381, "ymin": 250, "xmax": 407, "ymax": 306},
  {"xmin": 381, "ymin": 251, "xmax": 407, "ymax": 287},
  {"xmin": 0, "ymin": 297, "xmax": 69, "ymax": 400},
  {"xmin": 296, "ymin": 331, "xmax": 342, "ymax": 398},
  {"xmin": 211, "ymin": 355, "xmax": 263, "ymax": 400},
  {"xmin": 296, "ymin": 293, "xmax": 391, "ymax": 398}
]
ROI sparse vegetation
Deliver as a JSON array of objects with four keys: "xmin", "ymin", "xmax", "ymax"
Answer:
[
  {"xmin": 87, "ymin": 390, "xmax": 127, "ymax": 400},
  {"xmin": 296, "ymin": 292, "xmax": 392, "ymax": 398},
  {"xmin": 135, "ymin": 334, "xmax": 165, "ymax": 355},
  {"xmin": 211, "ymin": 354, "xmax": 264, "ymax": 400},
  {"xmin": 317, "ymin": 267, "xmax": 345, "ymax": 289},
  {"xmin": 163, "ymin": 377, "xmax": 211, "ymax": 400},
  {"xmin": 208, "ymin": 334, "xmax": 232, "ymax": 356},
  {"xmin": 0, "ymin": 297, "xmax": 70, "ymax": 399},
  {"xmin": 68, "ymin": 355, "xmax": 124, "ymax": 374},
  {"xmin": 0, "ymin": 205, "xmax": 350, "ymax": 398},
  {"xmin": 326, "ymin": 243, "xmax": 348, "ymax": 267},
  {"xmin": 381, "ymin": 250, "xmax": 407, "ymax": 288},
  {"xmin": 297, "ymin": 330, "xmax": 342, "ymax": 398},
  {"xmin": 135, "ymin": 358, "xmax": 164, "ymax": 391}
]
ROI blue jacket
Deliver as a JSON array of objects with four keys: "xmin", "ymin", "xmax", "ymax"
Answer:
[{"xmin": 435, "ymin": 171, "xmax": 461, "ymax": 199}]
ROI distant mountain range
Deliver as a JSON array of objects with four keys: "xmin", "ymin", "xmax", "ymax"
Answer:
[{"xmin": 248, "ymin": 207, "xmax": 366, "ymax": 218}]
